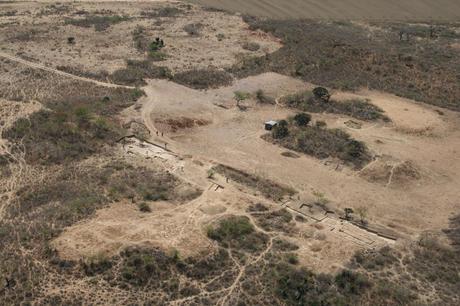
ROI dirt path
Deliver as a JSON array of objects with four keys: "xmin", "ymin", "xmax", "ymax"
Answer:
[{"xmin": 0, "ymin": 51, "xmax": 134, "ymax": 89}]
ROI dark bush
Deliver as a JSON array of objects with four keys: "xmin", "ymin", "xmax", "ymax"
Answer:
[
  {"xmin": 138, "ymin": 202, "xmax": 151, "ymax": 213},
  {"xmin": 272, "ymin": 124, "xmax": 289, "ymax": 139},
  {"xmin": 109, "ymin": 60, "xmax": 171, "ymax": 86},
  {"xmin": 276, "ymin": 266, "xmax": 318, "ymax": 305},
  {"xmin": 119, "ymin": 247, "xmax": 175, "ymax": 286},
  {"xmin": 65, "ymin": 15, "xmax": 129, "ymax": 31},
  {"xmin": 255, "ymin": 89, "xmax": 275, "ymax": 104},
  {"xmin": 207, "ymin": 216, "xmax": 254, "ymax": 241},
  {"xmin": 82, "ymin": 256, "xmax": 113, "ymax": 276},
  {"xmin": 293, "ymin": 112, "xmax": 312, "ymax": 126},
  {"xmin": 264, "ymin": 119, "xmax": 371, "ymax": 168},
  {"xmin": 253, "ymin": 209, "xmax": 295, "ymax": 233},
  {"xmin": 335, "ymin": 270, "xmax": 371, "ymax": 295},
  {"xmin": 313, "ymin": 87, "xmax": 330, "ymax": 101}
]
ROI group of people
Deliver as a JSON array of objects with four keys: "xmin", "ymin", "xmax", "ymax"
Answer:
[{"xmin": 155, "ymin": 130, "xmax": 168, "ymax": 149}]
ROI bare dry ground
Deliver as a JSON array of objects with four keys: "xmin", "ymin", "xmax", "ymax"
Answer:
[
  {"xmin": 1, "ymin": 1, "xmax": 460, "ymax": 305},
  {"xmin": 188, "ymin": 0, "xmax": 460, "ymax": 21}
]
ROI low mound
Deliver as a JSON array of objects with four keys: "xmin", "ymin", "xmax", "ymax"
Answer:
[
  {"xmin": 263, "ymin": 118, "xmax": 372, "ymax": 169},
  {"xmin": 360, "ymin": 157, "xmax": 421, "ymax": 188},
  {"xmin": 280, "ymin": 91, "xmax": 389, "ymax": 122},
  {"xmin": 154, "ymin": 116, "xmax": 211, "ymax": 133},
  {"xmin": 212, "ymin": 164, "xmax": 296, "ymax": 201}
]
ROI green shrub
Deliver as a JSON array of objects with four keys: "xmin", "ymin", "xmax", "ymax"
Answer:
[
  {"xmin": 147, "ymin": 39, "xmax": 167, "ymax": 61},
  {"xmin": 74, "ymin": 106, "xmax": 91, "ymax": 124},
  {"xmin": 148, "ymin": 50, "xmax": 167, "ymax": 61}
]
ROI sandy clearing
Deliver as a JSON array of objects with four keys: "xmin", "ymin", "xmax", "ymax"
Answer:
[{"xmin": 52, "ymin": 199, "xmax": 215, "ymax": 260}]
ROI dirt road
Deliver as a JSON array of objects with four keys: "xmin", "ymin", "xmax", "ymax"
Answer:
[{"xmin": 0, "ymin": 51, "xmax": 134, "ymax": 89}]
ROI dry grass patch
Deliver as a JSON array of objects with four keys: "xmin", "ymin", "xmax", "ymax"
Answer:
[
  {"xmin": 64, "ymin": 15, "xmax": 129, "ymax": 32},
  {"xmin": 173, "ymin": 68, "xmax": 233, "ymax": 90}
]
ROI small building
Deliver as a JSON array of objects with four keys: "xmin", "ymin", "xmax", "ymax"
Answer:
[{"xmin": 264, "ymin": 120, "xmax": 278, "ymax": 131}]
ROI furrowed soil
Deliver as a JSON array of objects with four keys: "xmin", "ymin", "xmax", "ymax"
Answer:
[{"xmin": 188, "ymin": 0, "xmax": 460, "ymax": 21}]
